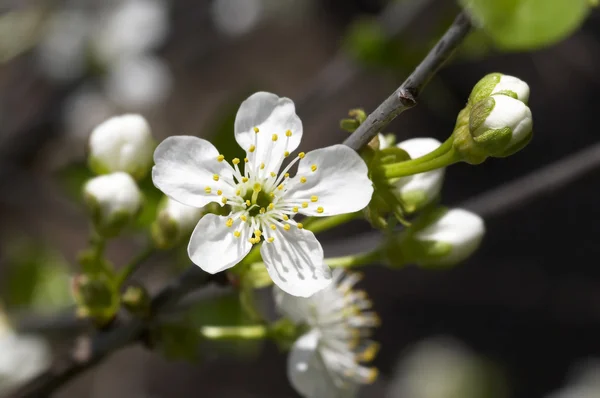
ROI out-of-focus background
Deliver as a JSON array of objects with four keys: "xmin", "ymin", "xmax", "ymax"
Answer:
[{"xmin": 1, "ymin": 0, "xmax": 600, "ymax": 397}]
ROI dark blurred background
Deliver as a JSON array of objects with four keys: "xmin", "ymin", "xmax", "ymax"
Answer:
[{"xmin": 1, "ymin": 0, "xmax": 600, "ymax": 397}]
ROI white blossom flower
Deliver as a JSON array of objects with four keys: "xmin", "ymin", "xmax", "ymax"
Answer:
[
  {"xmin": 274, "ymin": 269, "xmax": 380, "ymax": 397},
  {"xmin": 84, "ymin": 172, "xmax": 143, "ymax": 236},
  {"xmin": 0, "ymin": 312, "xmax": 51, "ymax": 394},
  {"xmin": 152, "ymin": 92, "xmax": 373, "ymax": 297},
  {"xmin": 490, "ymin": 74, "xmax": 530, "ymax": 104},
  {"xmin": 392, "ymin": 138, "xmax": 445, "ymax": 211},
  {"xmin": 88, "ymin": 114, "xmax": 155, "ymax": 180}
]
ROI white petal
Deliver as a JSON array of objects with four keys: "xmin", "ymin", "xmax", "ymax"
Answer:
[
  {"xmin": 152, "ymin": 136, "xmax": 234, "ymax": 208},
  {"xmin": 234, "ymin": 92, "xmax": 302, "ymax": 173},
  {"xmin": 261, "ymin": 226, "xmax": 331, "ymax": 297},
  {"xmin": 188, "ymin": 214, "xmax": 252, "ymax": 273},
  {"xmin": 288, "ymin": 330, "xmax": 343, "ymax": 398},
  {"xmin": 273, "ymin": 286, "xmax": 313, "ymax": 324},
  {"xmin": 285, "ymin": 145, "xmax": 373, "ymax": 217}
]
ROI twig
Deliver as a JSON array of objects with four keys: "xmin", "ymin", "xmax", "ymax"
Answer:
[
  {"xmin": 343, "ymin": 11, "xmax": 473, "ymax": 151},
  {"xmin": 5, "ymin": 267, "xmax": 213, "ymax": 398}
]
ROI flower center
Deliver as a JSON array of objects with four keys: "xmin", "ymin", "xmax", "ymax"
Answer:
[{"xmin": 242, "ymin": 184, "xmax": 272, "ymax": 217}]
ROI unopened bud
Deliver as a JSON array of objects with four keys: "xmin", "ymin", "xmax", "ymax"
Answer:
[
  {"xmin": 83, "ymin": 172, "xmax": 142, "ymax": 237},
  {"xmin": 151, "ymin": 197, "xmax": 204, "ymax": 249},
  {"xmin": 88, "ymin": 114, "xmax": 155, "ymax": 180},
  {"xmin": 469, "ymin": 73, "xmax": 530, "ymax": 105},
  {"xmin": 71, "ymin": 273, "xmax": 119, "ymax": 324}
]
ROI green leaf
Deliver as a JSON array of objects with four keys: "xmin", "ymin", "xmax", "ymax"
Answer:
[{"xmin": 460, "ymin": 0, "xmax": 590, "ymax": 50}]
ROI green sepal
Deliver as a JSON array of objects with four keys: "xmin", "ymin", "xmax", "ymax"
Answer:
[
  {"xmin": 495, "ymin": 130, "xmax": 533, "ymax": 158},
  {"xmin": 71, "ymin": 273, "xmax": 120, "ymax": 326},
  {"xmin": 472, "ymin": 127, "xmax": 513, "ymax": 156},
  {"xmin": 340, "ymin": 118, "xmax": 360, "ymax": 133},
  {"xmin": 122, "ymin": 283, "xmax": 151, "ymax": 318},
  {"xmin": 469, "ymin": 96, "xmax": 495, "ymax": 133},
  {"xmin": 468, "ymin": 73, "xmax": 502, "ymax": 105}
]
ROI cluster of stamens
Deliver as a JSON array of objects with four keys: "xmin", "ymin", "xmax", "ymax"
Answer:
[{"xmin": 202, "ymin": 127, "xmax": 324, "ymax": 244}]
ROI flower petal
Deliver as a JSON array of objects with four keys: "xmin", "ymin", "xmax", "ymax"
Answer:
[
  {"xmin": 152, "ymin": 136, "xmax": 235, "ymax": 208},
  {"xmin": 284, "ymin": 144, "xmax": 373, "ymax": 217},
  {"xmin": 234, "ymin": 92, "xmax": 302, "ymax": 174},
  {"xmin": 288, "ymin": 330, "xmax": 354, "ymax": 398},
  {"xmin": 273, "ymin": 286, "xmax": 314, "ymax": 324},
  {"xmin": 188, "ymin": 214, "xmax": 252, "ymax": 273},
  {"xmin": 261, "ymin": 226, "xmax": 331, "ymax": 297}
]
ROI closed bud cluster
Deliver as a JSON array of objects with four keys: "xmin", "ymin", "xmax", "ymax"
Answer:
[
  {"xmin": 88, "ymin": 114, "xmax": 155, "ymax": 180},
  {"xmin": 71, "ymin": 273, "xmax": 119, "ymax": 324},
  {"xmin": 83, "ymin": 172, "xmax": 143, "ymax": 237},
  {"xmin": 151, "ymin": 197, "xmax": 205, "ymax": 249}
]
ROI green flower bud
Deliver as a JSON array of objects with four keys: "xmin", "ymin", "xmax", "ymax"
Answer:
[
  {"xmin": 83, "ymin": 172, "xmax": 143, "ymax": 237},
  {"xmin": 71, "ymin": 273, "xmax": 119, "ymax": 324},
  {"xmin": 151, "ymin": 197, "xmax": 204, "ymax": 249}
]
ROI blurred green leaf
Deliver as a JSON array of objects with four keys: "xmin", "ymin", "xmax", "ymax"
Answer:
[
  {"xmin": 2, "ymin": 240, "xmax": 73, "ymax": 311},
  {"xmin": 460, "ymin": 0, "xmax": 590, "ymax": 50},
  {"xmin": 56, "ymin": 162, "xmax": 94, "ymax": 201},
  {"xmin": 134, "ymin": 175, "xmax": 163, "ymax": 229}
]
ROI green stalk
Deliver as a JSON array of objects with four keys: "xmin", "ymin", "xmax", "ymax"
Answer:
[
  {"xmin": 200, "ymin": 325, "xmax": 268, "ymax": 340},
  {"xmin": 325, "ymin": 249, "xmax": 381, "ymax": 269},
  {"xmin": 382, "ymin": 148, "xmax": 460, "ymax": 179}
]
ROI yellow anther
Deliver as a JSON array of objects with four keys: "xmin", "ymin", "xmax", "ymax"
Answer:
[
  {"xmin": 270, "ymin": 224, "xmax": 276, "ymax": 230},
  {"xmin": 226, "ymin": 218, "xmax": 234, "ymax": 227},
  {"xmin": 311, "ymin": 164, "xmax": 317, "ymax": 172},
  {"xmin": 217, "ymin": 189, "xmax": 222, "ymax": 195},
  {"xmin": 270, "ymin": 192, "xmax": 275, "ymax": 198},
  {"xmin": 249, "ymin": 145, "xmax": 256, "ymax": 153},
  {"xmin": 253, "ymin": 127, "xmax": 259, "ymax": 133},
  {"xmin": 246, "ymin": 200, "xmax": 251, "ymax": 206},
  {"xmin": 221, "ymin": 197, "xmax": 227, "ymax": 204},
  {"xmin": 297, "ymin": 223, "xmax": 304, "ymax": 229},
  {"xmin": 248, "ymin": 238, "xmax": 256, "ymax": 244},
  {"xmin": 302, "ymin": 202, "xmax": 308, "ymax": 208},
  {"xmin": 317, "ymin": 206, "xmax": 324, "ymax": 214},
  {"xmin": 244, "ymin": 157, "xmax": 249, "ymax": 163},
  {"xmin": 293, "ymin": 207, "xmax": 299, "ymax": 213},
  {"xmin": 272, "ymin": 134, "xmax": 278, "ymax": 141},
  {"xmin": 282, "ymin": 214, "xmax": 289, "ymax": 221},
  {"xmin": 232, "ymin": 158, "xmax": 240, "ymax": 165},
  {"xmin": 233, "ymin": 231, "xmax": 241, "ymax": 238},
  {"xmin": 298, "ymin": 152, "xmax": 305, "ymax": 159},
  {"xmin": 300, "ymin": 177, "xmax": 307, "ymax": 183},
  {"xmin": 254, "ymin": 229, "xmax": 262, "ymax": 237},
  {"xmin": 259, "ymin": 208, "xmax": 266, "ymax": 214},
  {"xmin": 213, "ymin": 174, "xmax": 220, "ymax": 181},
  {"xmin": 283, "ymin": 224, "xmax": 291, "ymax": 231},
  {"xmin": 217, "ymin": 154, "xmax": 225, "ymax": 162},
  {"xmin": 284, "ymin": 151, "xmax": 290, "ymax": 157},
  {"xmin": 268, "ymin": 203, "xmax": 275, "ymax": 210},
  {"xmin": 236, "ymin": 189, "xmax": 241, "ymax": 196},
  {"xmin": 242, "ymin": 177, "xmax": 249, "ymax": 183},
  {"xmin": 367, "ymin": 368, "xmax": 379, "ymax": 384},
  {"xmin": 241, "ymin": 215, "xmax": 247, "ymax": 222},
  {"xmin": 311, "ymin": 195, "xmax": 318, "ymax": 202},
  {"xmin": 284, "ymin": 173, "xmax": 290, "ymax": 178},
  {"xmin": 277, "ymin": 184, "xmax": 284, "ymax": 190},
  {"xmin": 267, "ymin": 237, "xmax": 275, "ymax": 243},
  {"xmin": 204, "ymin": 186, "xmax": 212, "ymax": 194},
  {"xmin": 285, "ymin": 130, "xmax": 292, "ymax": 137},
  {"xmin": 253, "ymin": 183, "xmax": 262, "ymax": 192},
  {"xmin": 270, "ymin": 172, "xmax": 276, "ymax": 177},
  {"xmin": 260, "ymin": 162, "xmax": 265, "ymax": 170}
]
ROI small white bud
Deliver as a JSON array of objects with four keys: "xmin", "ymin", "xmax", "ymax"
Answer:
[
  {"xmin": 413, "ymin": 208, "xmax": 485, "ymax": 267},
  {"xmin": 88, "ymin": 114, "xmax": 155, "ymax": 180},
  {"xmin": 490, "ymin": 74, "xmax": 530, "ymax": 104},
  {"xmin": 83, "ymin": 172, "xmax": 142, "ymax": 237},
  {"xmin": 152, "ymin": 198, "xmax": 204, "ymax": 249},
  {"xmin": 393, "ymin": 138, "xmax": 445, "ymax": 212}
]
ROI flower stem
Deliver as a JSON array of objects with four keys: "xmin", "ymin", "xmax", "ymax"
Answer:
[
  {"xmin": 116, "ymin": 245, "xmax": 156, "ymax": 287},
  {"xmin": 303, "ymin": 211, "xmax": 360, "ymax": 234},
  {"xmin": 325, "ymin": 249, "xmax": 381, "ymax": 269},
  {"xmin": 200, "ymin": 325, "xmax": 268, "ymax": 340},
  {"xmin": 382, "ymin": 148, "xmax": 460, "ymax": 178}
]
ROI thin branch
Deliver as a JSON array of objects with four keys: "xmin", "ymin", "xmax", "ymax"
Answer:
[
  {"xmin": 5, "ymin": 267, "xmax": 215, "ymax": 398},
  {"xmin": 343, "ymin": 11, "xmax": 473, "ymax": 151}
]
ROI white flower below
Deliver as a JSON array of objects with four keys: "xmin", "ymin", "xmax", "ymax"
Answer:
[
  {"xmin": 275, "ymin": 269, "xmax": 380, "ymax": 398},
  {"xmin": 88, "ymin": 114, "xmax": 155, "ymax": 180},
  {"xmin": 152, "ymin": 198, "xmax": 205, "ymax": 249},
  {"xmin": 152, "ymin": 92, "xmax": 373, "ymax": 297},
  {"xmin": 546, "ymin": 361, "xmax": 600, "ymax": 398},
  {"xmin": 490, "ymin": 74, "xmax": 530, "ymax": 104},
  {"xmin": 391, "ymin": 138, "xmax": 445, "ymax": 211},
  {"xmin": 84, "ymin": 172, "xmax": 143, "ymax": 237}
]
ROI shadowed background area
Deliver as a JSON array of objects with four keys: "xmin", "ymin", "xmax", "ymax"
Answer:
[{"xmin": 1, "ymin": 0, "xmax": 600, "ymax": 397}]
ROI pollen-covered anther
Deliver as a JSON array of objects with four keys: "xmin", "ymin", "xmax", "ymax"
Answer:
[
  {"xmin": 298, "ymin": 152, "xmax": 305, "ymax": 159},
  {"xmin": 259, "ymin": 208, "xmax": 266, "ymax": 214},
  {"xmin": 317, "ymin": 207, "xmax": 324, "ymax": 214},
  {"xmin": 217, "ymin": 154, "xmax": 225, "ymax": 162},
  {"xmin": 272, "ymin": 134, "xmax": 278, "ymax": 141},
  {"xmin": 242, "ymin": 177, "xmax": 249, "ymax": 183},
  {"xmin": 260, "ymin": 162, "xmax": 265, "ymax": 170},
  {"xmin": 217, "ymin": 189, "xmax": 222, "ymax": 195},
  {"xmin": 244, "ymin": 157, "xmax": 249, "ymax": 163},
  {"xmin": 236, "ymin": 189, "xmax": 241, "ymax": 195},
  {"xmin": 284, "ymin": 151, "xmax": 290, "ymax": 157},
  {"xmin": 366, "ymin": 368, "xmax": 379, "ymax": 383},
  {"xmin": 270, "ymin": 172, "xmax": 276, "ymax": 177},
  {"xmin": 221, "ymin": 197, "xmax": 228, "ymax": 204},
  {"xmin": 284, "ymin": 173, "xmax": 290, "ymax": 178},
  {"xmin": 297, "ymin": 223, "xmax": 304, "ymax": 229},
  {"xmin": 277, "ymin": 184, "xmax": 284, "ymax": 190},
  {"xmin": 225, "ymin": 218, "xmax": 234, "ymax": 227},
  {"xmin": 302, "ymin": 202, "xmax": 308, "ymax": 208},
  {"xmin": 268, "ymin": 203, "xmax": 275, "ymax": 210},
  {"xmin": 204, "ymin": 186, "xmax": 212, "ymax": 194},
  {"xmin": 213, "ymin": 174, "xmax": 220, "ymax": 181},
  {"xmin": 300, "ymin": 177, "xmax": 307, "ymax": 183},
  {"xmin": 270, "ymin": 224, "xmax": 276, "ymax": 230},
  {"xmin": 267, "ymin": 237, "xmax": 275, "ymax": 243},
  {"xmin": 282, "ymin": 214, "xmax": 289, "ymax": 221},
  {"xmin": 283, "ymin": 224, "xmax": 291, "ymax": 231},
  {"xmin": 245, "ymin": 200, "xmax": 251, "ymax": 206},
  {"xmin": 293, "ymin": 206, "xmax": 299, "ymax": 213},
  {"xmin": 254, "ymin": 229, "xmax": 262, "ymax": 237},
  {"xmin": 240, "ymin": 215, "xmax": 247, "ymax": 222},
  {"xmin": 232, "ymin": 158, "xmax": 240, "ymax": 165},
  {"xmin": 285, "ymin": 130, "xmax": 292, "ymax": 137},
  {"xmin": 233, "ymin": 231, "xmax": 241, "ymax": 238},
  {"xmin": 253, "ymin": 127, "xmax": 259, "ymax": 133},
  {"xmin": 311, "ymin": 195, "xmax": 318, "ymax": 202},
  {"xmin": 249, "ymin": 145, "xmax": 256, "ymax": 153},
  {"xmin": 311, "ymin": 164, "xmax": 317, "ymax": 172}
]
